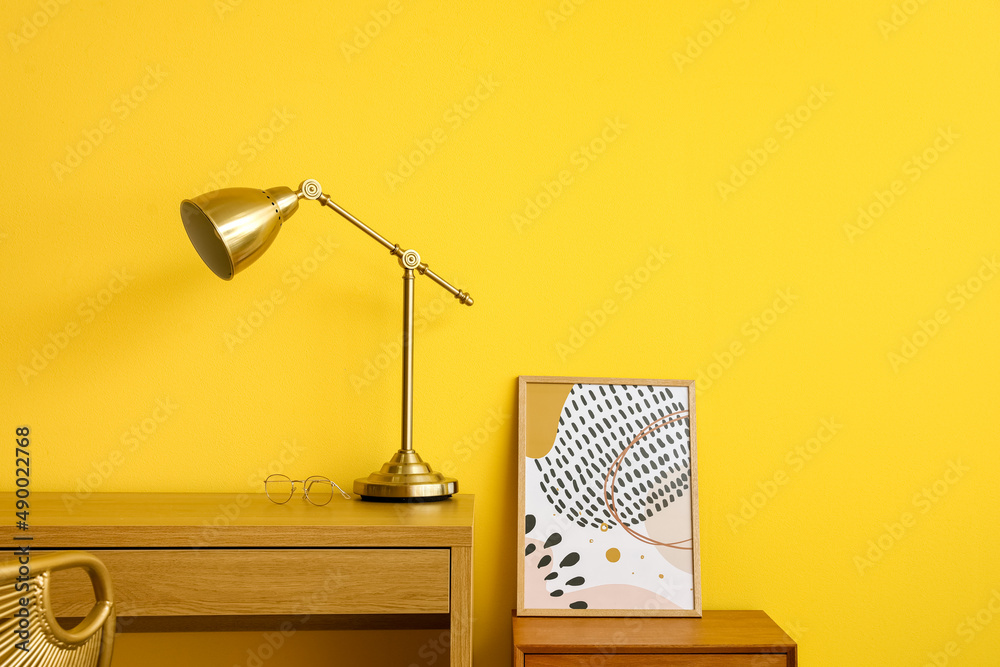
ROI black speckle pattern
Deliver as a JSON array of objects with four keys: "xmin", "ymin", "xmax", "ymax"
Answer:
[
  {"xmin": 535, "ymin": 384, "xmax": 690, "ymax": 529},
  {"xmin": 525, "ymin": 515, "xmax": 587, "ymax": 609},
  {"xmin": 559, "ymin": 553, "xmax": 580, "ymax": 568}
]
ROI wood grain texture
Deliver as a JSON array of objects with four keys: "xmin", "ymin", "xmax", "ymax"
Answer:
[
  {"xmin": 450, "ymin": 545, "xmax": 473, "ymax": 667},
  {"xmin": 517, "ymin": 376, "xmax": 528, "ymax": 615},
  {"xmin": 0, "ymin": 493, "xmax": 473, "ymax": 548},
  {"xmin": 513, "ymin": 611, "xmax": 796, "ymax": 663},
  {"xmin": 47, "ymin": 548, "xmax": 450, "ymax": 616},
  {"xmin": 6, "ymin": 493, "xmax": 477, "ymax": 665},
  {"xmin": 516, "ymin": 376, "xmax": 701, "ymax": 617},
  {"xmin": 525, "ymin": 656, "xmax": 785, "ymax": 666}
]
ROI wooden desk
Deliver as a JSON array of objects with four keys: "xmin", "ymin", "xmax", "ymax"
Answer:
[
  {"xmin": 3, "ymin": 492, "xmax": 473, "ymax": 667},
  {"xmin": 513, "ymin": 611, "xmax": 797, "ymax": 666}
]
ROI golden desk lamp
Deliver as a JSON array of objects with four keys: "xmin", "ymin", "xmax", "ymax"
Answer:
[{"xmin": 180, "ymin": 179, "xmax": 472, "ymax": 501}]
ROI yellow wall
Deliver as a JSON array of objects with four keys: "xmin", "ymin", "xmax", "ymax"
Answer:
[{"xmin": 3, "ymin": 0, "xmax": 999, "ymax": 664}]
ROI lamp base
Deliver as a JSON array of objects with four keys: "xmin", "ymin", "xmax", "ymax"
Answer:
[{"xmin": 354, "ymin": 448, "xmax": 457, "ymax": 502}]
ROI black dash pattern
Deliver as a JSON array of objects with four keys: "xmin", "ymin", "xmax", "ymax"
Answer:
[{"xmin": 535, "ymin": 384, "xmax": 691, "ymax": 529}]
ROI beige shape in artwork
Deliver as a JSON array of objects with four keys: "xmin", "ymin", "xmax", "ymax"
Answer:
[
  {"xmin": 643, "ymin": 488, "xmax": 694, "ymax": 574},
  {"xmin": 576, "ymin": 583, "xmax": 682, "ymax": 611}
]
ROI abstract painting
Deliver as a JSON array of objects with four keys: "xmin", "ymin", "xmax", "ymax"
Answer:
[{"xmin": 517, "ymin": 376, "xmax": 701, "ymax": 617}]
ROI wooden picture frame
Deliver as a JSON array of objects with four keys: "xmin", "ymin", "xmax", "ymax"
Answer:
[{"xmin": 517, "ymin": 376, "xmax": 701, "ymax": 617}]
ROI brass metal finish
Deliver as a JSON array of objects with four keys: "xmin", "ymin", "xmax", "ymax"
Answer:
[
  {"xmin": 401, "ymin": 268, "xmax": 415, "ymax": 453},
  {"xmin": 353, "ymin": 449, "xmax": 458, "ymax": 500},
  {"xmin": 181, "ymin": 186, "xmax": 300, "ymax": 279},
  {"xmin": 0, "ymin": 550, "xmax": 115, "ymax": 667},
  {"xmin": 316, "ymin": 191, "xmax": 396, "ymax": 252},
  {"xmin": 312, "ymin": 186, "xmax": 473, "ymax": 306},
  {"xmin": 351, "ymin": 261, "xmax": 458, "ymax": 501},
  {"xmin": 181, "ymin": 178, "xmax": 471, "ymax": 501}
]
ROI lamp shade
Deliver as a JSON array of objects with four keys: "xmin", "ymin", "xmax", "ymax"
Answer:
[{"xmin": 180, "ymin": 186, "xmax": 300, "ymax": 279}]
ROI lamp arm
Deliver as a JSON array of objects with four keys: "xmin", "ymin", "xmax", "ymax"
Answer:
[{"xmin": 297, "ymin": 179, "xmax": 473, "ymax": 306}]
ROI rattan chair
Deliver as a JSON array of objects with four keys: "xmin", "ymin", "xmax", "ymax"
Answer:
[{"xmin": 0, "ymin": 551, "xmax": 115, "ymax": 667}]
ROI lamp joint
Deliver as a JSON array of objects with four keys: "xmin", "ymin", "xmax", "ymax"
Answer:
[
  {"xmin": 399, "ymin": 249, "xmax": 421, "ymax": 270},
  {"xmin": 297, "ymin": 179, "xmax": 323, "ymax": 200}
]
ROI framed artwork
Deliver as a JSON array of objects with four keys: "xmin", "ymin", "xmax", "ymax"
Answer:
[{"xmin": 517, "ymin": 376, "xmax": 701, "ymax": 617}]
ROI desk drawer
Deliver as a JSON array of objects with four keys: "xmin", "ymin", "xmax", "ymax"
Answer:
[
  {"xmin": 526, "ymin": 656, "xmax": 786, "ymax": 667},
  {"xmin": 48, "ymin": 548, "xmax": 450, "ymax": 617}
]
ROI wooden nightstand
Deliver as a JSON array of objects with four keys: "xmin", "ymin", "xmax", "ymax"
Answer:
[{"xmin": 513, "ymin": 610, "xmax": 797, "ymax": 666}]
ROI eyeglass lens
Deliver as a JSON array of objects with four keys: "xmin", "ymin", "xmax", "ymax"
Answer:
[{"xmin": 265, "ymin": 474, "xmax": 294, "ymax": 504}]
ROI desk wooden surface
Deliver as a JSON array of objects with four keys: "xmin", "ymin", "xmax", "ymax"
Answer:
[
  {"xmin": 0, "ymin": 492, "xmax": 474, "ymax": 548},
  {"xmin": 0, "ymin": 492, "xmax": 475, "ymax": 666}
]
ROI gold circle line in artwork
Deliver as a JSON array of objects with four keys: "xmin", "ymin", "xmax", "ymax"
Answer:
[{"xmin": 602, "ymin": 409, "xmax": 694, "ymax": 550}]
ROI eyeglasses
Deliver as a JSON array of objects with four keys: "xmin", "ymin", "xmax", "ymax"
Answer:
[{"xmin": 264, "ymin": 474, "xmax": 351, "ymax": 506}]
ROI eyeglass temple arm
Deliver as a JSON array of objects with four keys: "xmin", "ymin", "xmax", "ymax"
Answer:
[
  {"xmin": 295, "ymin": 179, "xmax": 474, "ymax": 307},
  {"xmin": 303, "ymin": 477, "xmax": 351, "ymax": 499}
]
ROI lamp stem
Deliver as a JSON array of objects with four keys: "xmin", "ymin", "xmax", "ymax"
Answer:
[{"xmin": 401, "ymin": 267, "xmax": 415, "ymax": 452}]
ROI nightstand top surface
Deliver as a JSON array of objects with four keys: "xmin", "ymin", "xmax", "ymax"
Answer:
[{"xmin": 513, "ymin": 610, "xmax": 796, "ymax": 652}]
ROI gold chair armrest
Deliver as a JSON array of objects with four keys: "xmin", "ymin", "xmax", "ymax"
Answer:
[{"xmin": 37, "ymin": 551, "xmax": 115, "ymax": 646}]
